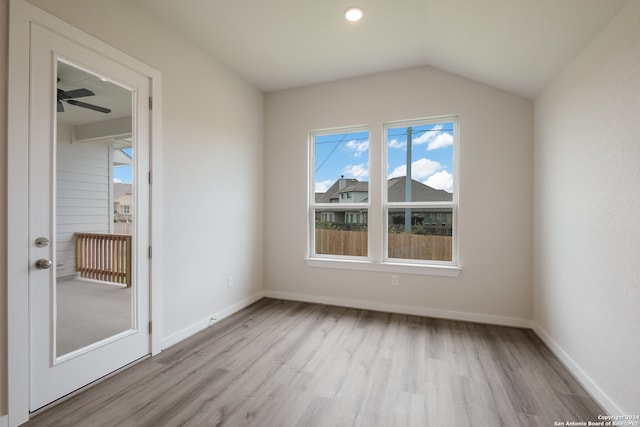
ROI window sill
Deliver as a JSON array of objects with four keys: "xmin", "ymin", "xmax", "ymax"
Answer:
[{"xmin": 304, "ymin": 258, "xmax": 462, "ymax": 277}]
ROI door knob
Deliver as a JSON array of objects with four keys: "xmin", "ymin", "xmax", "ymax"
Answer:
[{"xmin": 35, "ymin": 259, "xmax": 53, "ymax": 270}]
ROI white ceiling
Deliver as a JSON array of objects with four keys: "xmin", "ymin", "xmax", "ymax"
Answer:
[{"xmin": 132, "ymin": 0, "xmax": 628, "ymax": 98}]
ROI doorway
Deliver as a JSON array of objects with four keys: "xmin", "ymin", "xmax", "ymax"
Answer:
[{"xmin": 7, "ymin": 1, "xmax": 163, "ymax": 423}]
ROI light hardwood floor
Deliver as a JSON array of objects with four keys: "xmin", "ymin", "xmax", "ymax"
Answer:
[{"xmin": 27, "ymin": 298, "xmax": 603, "ymax": 426}]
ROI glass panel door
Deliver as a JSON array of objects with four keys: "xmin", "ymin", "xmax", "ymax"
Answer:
[{"xmin": 29, "ymin": 22, "xmax": 150, "ymax": 411}]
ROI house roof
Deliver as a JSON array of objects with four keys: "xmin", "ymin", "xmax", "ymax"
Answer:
[
  {"xmin": 315, "ymin": 178, "xmax": 360, "ymax": 203},
  {"xmin": 316, "ymin": 177, "xmax": 452, "ymax": 203},
  {"xmin": 114, "ymin": 182, "xmax": 133, "ymax": 200},
  {"xmin": 387, "ymin": 177, "xmax": 452, "ymax": 202},
  {"xmin": 341, "ymin": 182, "xmax": 369, "ymax": 193},
  {"xmin": 133, "ymin": 0, "xmax": 629, "ymax": 97}
]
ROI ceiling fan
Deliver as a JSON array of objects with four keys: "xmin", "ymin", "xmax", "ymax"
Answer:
[{"xmin": 57, "ymin": 78, "xmax": 111, "ymax": 114}]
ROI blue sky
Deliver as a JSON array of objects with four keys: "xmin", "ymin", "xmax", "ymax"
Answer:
[
  {"xmin": 113, "ymin": 148, "xmax": 133, "ymax": 184},
  {"xmin": 314, "ymin": 122, "xmax": 454, "ymax": 193}
]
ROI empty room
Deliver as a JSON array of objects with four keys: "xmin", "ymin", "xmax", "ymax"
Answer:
[{"xmin": 1, "ymin": 0, "xmax": 638, "ymax": 426}]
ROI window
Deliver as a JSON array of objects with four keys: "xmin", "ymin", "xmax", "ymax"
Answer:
[
  {"xmin": 308, "ymin": 116, "xmax": 459, "ymax": 274},
  {"xmin": 310, "ymin": 127, "xmax": 369, "ymax": 258},
  {"xmin": 384, "ymin": 117, "xmax": 457, "ymax": 263}
]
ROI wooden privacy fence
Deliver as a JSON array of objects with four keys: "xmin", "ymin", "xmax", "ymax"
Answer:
[
  {"xmin": 316, "ymin": 229, "xmax": 368, "ymax": 257},
  {"xmin": 75, "ymin": 232, "xmax": 132, "ymax": 287},
  {"xmin": 315, "ymin": 229, "xmax": 452, "ymax": 261},
  {"xmin": 387, "ymin": 232, "xmax": 452, "ymax": 261}
]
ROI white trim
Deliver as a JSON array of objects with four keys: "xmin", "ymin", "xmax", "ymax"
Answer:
[
  {"xmin": 161, "ymin": 292, "xmax": 265, "ymax": 350},
  {"xmin": 8, "ymin": 1, "xmax": 34, "ymax": 423},
  {"xmin": 148, "ymin": 64, "xmax": 163, "ymax": 357},
  {"xmin": 108, "ymin": 146, "xmax": 115, "ymax": 230},
  {"xmin": 264, "ymin": 290, "xmax": 531, "ymax": 328},
  {"xmin": 305, "ymin": 257, "xmax": 462, "ymax": 277},
  {"xmin": 8, "ymin": 1, "xmax": 163, "ymax": 424},
  {"xmin": 0, "ymin": 415, "xmax": 8, "ymax": 427},
  {"xmin": 531, "ymin": 323, "xmax": 624, "ymax": 416}
]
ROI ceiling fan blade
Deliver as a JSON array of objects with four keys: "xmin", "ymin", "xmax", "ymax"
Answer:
[
  {"xmin": 66, "ymin": 99, "xmax": 111, "ymax": 114},
  {"xmin": 57, "ymin": 100, "xmax": 64, "ymax": 112},
  {"xmin": 62, "ymin": 88, "xmax": 95, "ymax": 99}
]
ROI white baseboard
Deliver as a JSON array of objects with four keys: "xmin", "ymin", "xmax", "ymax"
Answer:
[
  {"xmin": 0, "ymin": 415, "xmax": 7, "ymax": 427},
  {"xmin": 264, "ymin": 290, "xmax": 532, "ymax": 328},
  {"xmin": 161, "ymin": 292, "xmax": 265, "ymax": 350},
  {"xmin": 531, "ymin": 322, "xmax": 623, "ymax": 416}
]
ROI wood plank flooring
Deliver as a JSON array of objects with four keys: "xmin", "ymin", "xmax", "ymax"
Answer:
[{"xmin": 26, "ymin": 298, "xmax": 604, "ymax": 427}]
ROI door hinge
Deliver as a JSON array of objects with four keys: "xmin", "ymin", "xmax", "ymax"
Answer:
[
  {"xmin": 148, "ymin": 321, "xmax": 152, "ymax": 334},
  {"xmin": 149, "ymin": 97, "xmax": 153, "ymax": 110},
  {"xmin": 148, "ymin": 246, "xmax": 152, "ymax": 259},
  {"xmin": 148, "ymin": 171, "xmax": 152, "ymax": 185}
]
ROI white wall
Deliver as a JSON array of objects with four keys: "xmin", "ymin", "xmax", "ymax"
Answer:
[
  {"xmin": 533, "ymin": 0, "xmax": 640, "ymax": 414},
  {"xmin": 26, "ymin": 0, "xmax": 265, "ymax": 340},
  {"xmin": 1, "ymin": 0, "xmax": 8, "ymax": 417},
  {"xmin": 265, "ymin": 66, "xmax": 533, "ymax": 324}
]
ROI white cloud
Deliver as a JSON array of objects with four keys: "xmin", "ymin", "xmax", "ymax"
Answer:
[
  {"xmin": 426, "ymin": 132, "xmax": 453, "ymax": 151},
  {"xmin": 389, "ymin": 158, "xmax": 442, "ymax": 180},
  {"xmin": 412, "ymin": 125, "xmax": 453, "ymax": 151},
  {"xmin": 423, "ymin": 170, "xmax": 453, "ymax": 193},
  {"xmin": 412, "ymin": 158, "xmax": 443, "ymax": 179},
  {"xmin": 388, "ymin": 138, "xmax": 406, "ymax": 149},
  {"xmin": 413, "ymin": 124, "xmax": 443, "ymax": 145},
  {"xmin": 113, "ymin": 178, "xmax": 123, "ymax": 183},
  {"xmin": 315, "ymin": 179, "xmax": 334, "ymax": 193},
  {"xmin": 342, "ymin": 163, "xmax": 369, "ymax": 179},
  {"xmin": 345, "ymin": 139, "xmax": 369, "ymax": 157},
  {"xmin": 388, "ymin": 164, "xmax": 406, "ymax": 179}
]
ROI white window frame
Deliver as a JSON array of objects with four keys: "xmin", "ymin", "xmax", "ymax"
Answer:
[
  {"xmin": 308, "ymin": 125, "xmax": 371, "ymax": 261},
  {"xmin": 382, "ymin": 116, "xmax": 459, "ymax": 267},
  {"xmin": 306, "ymin": 117, "xmax": 461, "ymax": 277}
]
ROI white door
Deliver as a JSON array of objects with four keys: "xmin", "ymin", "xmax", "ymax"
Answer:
[{"xmin": 29, "ymin": 23, "xmax": 151, "ymax": 411}]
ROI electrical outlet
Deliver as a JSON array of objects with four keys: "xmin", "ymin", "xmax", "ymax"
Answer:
[
  {"xmin": 391, "ymin": 275, "xmax": 399, "ymax": 286},
  {"xmin": 227, "ymin": 275, "xmax": 234, "ymax": 288}
]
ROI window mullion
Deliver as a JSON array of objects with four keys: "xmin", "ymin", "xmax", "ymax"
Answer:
[{"xmin": 367, "ymin": 126, "xmax": 382, "ymax": 263}]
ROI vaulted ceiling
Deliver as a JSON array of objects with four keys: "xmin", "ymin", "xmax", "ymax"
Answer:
[{"xmin": 133, "ymin": 0, "xmax": 628, "ymax": 98}]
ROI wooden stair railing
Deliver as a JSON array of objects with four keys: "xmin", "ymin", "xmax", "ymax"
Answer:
[{"xmin": 75, "ymin": 232, "xmax": 132, "ymax": 287}]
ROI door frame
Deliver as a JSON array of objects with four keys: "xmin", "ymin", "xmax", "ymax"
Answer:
[{"xmin": 7, "ymin": 1, "xmax": 163, "ymax": 425}]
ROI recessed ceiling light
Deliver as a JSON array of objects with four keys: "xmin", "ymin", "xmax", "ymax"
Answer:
[{"xmin": 345, "ymin": 7, "xmax": 363, "ymax": 22}]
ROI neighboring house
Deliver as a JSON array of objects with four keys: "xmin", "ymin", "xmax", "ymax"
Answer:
[
  {"xmin": 315, "ymin": 177, "xmax": 368, "ymax": 224},
  {"xmin": 386, "ymin": 176, "xmax": 453, "ymax": 234},
  {"xmin": 316, "ymin": 176, "xmax": 369, "ymax": 204},
  {"xmin": 316, "ymin": 176, "xmax": 453, "ymax": 233},
  {"xmin": 113, "ymin": 182, "xmax": 133, "ymax": 222}
]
